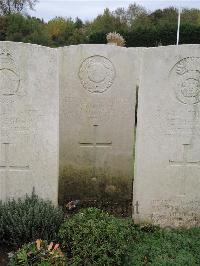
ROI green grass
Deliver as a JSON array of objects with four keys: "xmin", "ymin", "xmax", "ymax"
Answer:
[{"xmin": 124, "ymin": 226, "xmax": 200, "ymax": 265}]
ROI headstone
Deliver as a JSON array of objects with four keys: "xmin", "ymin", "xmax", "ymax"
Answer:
[
  {"xmin": 59, "ymin": 45, "xmax": 139, "ymax": 203},
  {"xmin": 0, "ymin": 42, "xmax": 59, "ymax": 204},
  {"xmin": 133, "ymin": 45, "xmax": 200, "ymax": 227}
]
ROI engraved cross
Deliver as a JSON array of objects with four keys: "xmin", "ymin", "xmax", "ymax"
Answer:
[
  {"xmin": 0, "ymin": 143, "xmax": 29, "ymax": 200},
  {"xmin": 79, "ymin": 125, "xmax": 112, "ymax": 177},
  {"xmin": 169, "ymin": 144, "xmax": 200, "ymax": 167},
  {"xmin": 169, "ymin": 143, "xmax": 200, "ymax": 196}
]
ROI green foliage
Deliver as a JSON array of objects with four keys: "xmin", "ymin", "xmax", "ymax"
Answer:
[
  {"xmin": 6, "ymin": 14, "xmax": 51, "ymax": 45},
  {"xmin": 47, "ymin": 17, "xmax": 75, "ymax": 47},
  {"xmin": 1, "ymin": 200, "xmax": 200, "ymax": 266},
  {"xmin": 8, "ymin": 240, "xmax": 67, "ymax": 266},
  {"xmin": 46, "ymin": 17, "xmax": 89, "ymax": 47},
  {"xmin": 88, "ymin": 8, "xmax": 127, "ymax": 33},
  {"xmin": 0, "ymin": 15, "xmax": 7, "ymax": 40},
  {"xmin": 124, "ymin": 226, "xmax": 200, "ymax": 265},
  {"xmin": 0, "ymin": 192, "xmax": 64, "ymax": 247},
  {"xmin": 88, "ymin": 31, "xmax": 107, "ymax": 44},
  {"xmin": 58, "ymin": 208, "xmax": 136, "ymax": 265},
  {"xmin": 0, "ymin": 5, "xmax": 200, "ymax": 47}
]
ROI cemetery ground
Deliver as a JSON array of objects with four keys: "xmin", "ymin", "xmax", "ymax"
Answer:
[{"xmin": 0, "ymin": 194, "xmax": 199, "ymax": 266}]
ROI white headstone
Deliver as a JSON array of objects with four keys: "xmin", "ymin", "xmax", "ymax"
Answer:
[
  {"xmin": 133, "ymin": 45, "xmax": 200, "ymax": 227},
  {"xmin": 59, "ymin": 45, "xmax": 139, "ymax": 202},
  {"xmin": 0, "ymin": 42, "xmax": 59, "ymax": 204}
]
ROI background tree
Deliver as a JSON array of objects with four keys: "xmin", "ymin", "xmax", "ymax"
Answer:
[
  {"xmin": 5, "ymin": 13, "xmax": 51, "ymax": 45},
  {"xmin": 74, "ymin": 17, "xmax": 83, "ymax": 29},
  {"xmin": 114, "ymin": 3, "xmax": 148, "ymax": 26},
  {"xmin": 0, "ymin": 0, "xmax": 38, "ymax": 15},
  {"xmin": 0, "ymin": 2, "xmax": 200, "ymax": 47},
  {"xmin": 47, "ymin": 17, "xmax": 76, "ymax": 46},
  {"xmin": 0, "ymin": 14, "xmax": 7, "ymax": 40},
  {"xmin": 181, "ymin": 8, "xmax": 200, "ymax": 25},
  {"xmin": 88, "ymin": 8, "xmax": 127, "ymax": 33}
]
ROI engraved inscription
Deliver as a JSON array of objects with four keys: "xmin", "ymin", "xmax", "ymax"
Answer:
[
  {"xmin": 0, "ymin": 98, "xmax": 39, "ymax": 138},
  {"xmin": 152, "ymin": 199, "xmax": 200, "ymax": 227},
  {"xmin": 170, "ymin": 57, "xmax": 200, "ymax": 104},
  {"xmin": 165, "ymin": 106, "xmax": 200, "ymax": 137},
  {"xmin": 62, "ymin": 97, "xmax": 113, "ymax": 124},
  {"xmin": 80, "ymin": 98, "xmax": 114, "ymax": 124},
  {"xmin": 0, "ymin": 50, "xmax": 20, "ymax": 96},
  {"xmin": 79, "ymin": 55, "xmax": 115, "ymax": 93},
  {"xmin": 154, "ymin": 104, "xmax": 200, "ymax": 139},
  {"xmin": 63, "ymin": 97, "xmax": 132, "ymax": 125}
]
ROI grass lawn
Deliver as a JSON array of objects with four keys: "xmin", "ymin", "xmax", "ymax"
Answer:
[{"xmin": 124, "ymin": 225, "xmax": 200, "ymax": 265}]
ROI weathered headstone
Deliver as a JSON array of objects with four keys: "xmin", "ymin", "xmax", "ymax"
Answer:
[
  {"xmin": 1, "ymin": 41, "xmax": 199, "ymax": 226},
  {"xmin": 133, "ymin": 45, "xmax": 200, "ymax": 227},
  {"xmin": 0, "ymin": 42, "xmax": 59, "ymax": 204},
  {"xmin": 59, "ymin": 45, "xmax": 139, "ymax": 203}
]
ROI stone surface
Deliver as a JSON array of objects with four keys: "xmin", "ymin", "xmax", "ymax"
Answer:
[
  {"xmin": 133, "ymin": 45, "xmax": 200, "ymax": 227},
  {"xmin": 0, "ymin": 42, "xmax": 59, "ymax": 204},
  {"xmin": 1, "ymin": 41, "xmax": 199, "ymax": 227},
  {"xmin": 59, "ymin": 45, "xmax": 139, "ymax": 203}
]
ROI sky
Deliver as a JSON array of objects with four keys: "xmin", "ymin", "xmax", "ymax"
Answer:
[{"xmin": 29, "ymin": 0, "xmax": 200, "ymax": 22}]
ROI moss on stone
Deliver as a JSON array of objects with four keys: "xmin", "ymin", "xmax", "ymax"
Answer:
[{"xmin": 59, "ymin": 165, "xmax": 133, "ymax": 206}]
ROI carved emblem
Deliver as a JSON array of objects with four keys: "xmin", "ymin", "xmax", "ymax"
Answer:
[
  {"xmin": 0, "ymin": 49, "xmax": 20, "ymax": 96},
  {"xmin": 79, "ymin": 55, "xmax": 115, "ymax": 93},
  {"xmin": 170, "ymin": 57, "xmax": 200, "ymax": 104}
]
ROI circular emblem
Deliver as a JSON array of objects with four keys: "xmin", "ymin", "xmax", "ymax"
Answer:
[
  {"xmin": 170, "ymin": 57, "xmax": 200, "ymax": 104},
  {"xmin": 0, "ymin": 69, "xmax": 20, "ymax": 96},
  {"xmin": 0, "ymin": 50, "xmax": 20, "ymax": 96},
  {"xmin": 79, "ymin": 55, "xmax": 115, "ymax": 93}
]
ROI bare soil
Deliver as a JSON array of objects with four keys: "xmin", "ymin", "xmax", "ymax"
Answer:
[{"xmin": 64, "ymin": 199, "xmax": 132, "ymax": 217}]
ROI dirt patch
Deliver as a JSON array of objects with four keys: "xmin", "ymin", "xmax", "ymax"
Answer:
[{"xmin": 64, "ymin": 199, "xmax": 132, "ymax": 218}]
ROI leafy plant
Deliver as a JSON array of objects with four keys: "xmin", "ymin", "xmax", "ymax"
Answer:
[
  {"xmin": 58, "ymin": 208, "xmax": 137, "ymax": 265},
  {"xmin": 0, "ymin": 192, "xmax": 64, "ymax": 247},
  {"xmin": 8, "ymin": 239, "xmax": 67, "ymax": 266}
]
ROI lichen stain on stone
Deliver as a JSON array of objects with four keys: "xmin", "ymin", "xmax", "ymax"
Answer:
[{"xmin": 58, "ymin": 165, "xmax": 133, "ymax": 205}]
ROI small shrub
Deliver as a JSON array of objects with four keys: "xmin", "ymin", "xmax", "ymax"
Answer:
[
  {"xmin": 8, "ymin": 239, "xmax": 67, "ymax": 266},
  {"xmin": 106, "ymin": 32, "xmax": 126, "ymax": 46},
  {"xmin": 0, "ymin": 192, "xmax": 64, "ymax": 247},
  {"xmin": 58, "ymin": 208, "xmax": 137, "ymax": 265}
]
